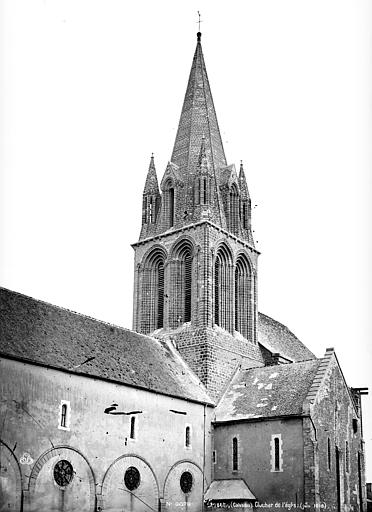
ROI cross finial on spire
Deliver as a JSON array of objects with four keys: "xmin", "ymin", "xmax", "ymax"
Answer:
[
  {"xmin": 197, "ymin": 11, "xmax": 202, "ymax": 31},
  {"xmin": 197, "ymin": 11, "xmax": 202, "ymax": 41}
]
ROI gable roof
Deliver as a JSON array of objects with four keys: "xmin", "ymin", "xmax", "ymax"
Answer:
[
  {"xmin": 0, "ymin": 287, "xmax": 213, "ymax": 405},
  {"xmin": 215, "ymin": 359, "xmax": 321, "ymax": 422},
  {"xmin": 258, "ymin": 312, "xmax": 316, "ymax": 362}
]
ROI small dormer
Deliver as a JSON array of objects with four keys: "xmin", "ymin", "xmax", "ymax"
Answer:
[{"xmin": 159, "ymin": 162, "xmax": 183, "ymax": 231}]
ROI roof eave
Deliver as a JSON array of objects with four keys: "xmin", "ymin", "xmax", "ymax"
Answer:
[{"xmin": 0, "ymin": 352, "xmax": 215, "ymax": 407}]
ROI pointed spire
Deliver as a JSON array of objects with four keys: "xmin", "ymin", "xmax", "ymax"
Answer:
[
  {"xmin": 239, "ymin": 160, "xmax": 244, "ymax": 179},
  {"xmin": 239, "ymin": 160, "xmax": 250, "ymax": 200},
  {"xmin": 171, "ymin": 33, "xmax": 227, "ymax": 175},
  {"xmin": 143, "ymin": 154, "xmax": 160, "ymax": 195}
]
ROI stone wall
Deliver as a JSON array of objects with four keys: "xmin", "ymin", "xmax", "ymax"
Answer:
[
  {"xmin": 213, "ymin": 418, "xmax": 305, "ymax": 509},
  {"xmin": 157, "ymin": 325, "xmax": 263, "ymax": 401},
  {"xmin": 0, "ymin": 357, "xmax": 213, "ymax": 512},
  {"xmin": 306, "ymin": 351, "xmax": 367, "ymax": 512}
]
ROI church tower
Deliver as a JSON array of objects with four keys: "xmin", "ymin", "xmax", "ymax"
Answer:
[{"xmin": 132, "ymin": 32, "xmax": 263, "ymax": 399}]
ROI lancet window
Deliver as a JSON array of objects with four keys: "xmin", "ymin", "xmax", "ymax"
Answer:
[
  {"xmin": 229, "ymin": 184, "xmax": 240, "ymax": 235},
  {"xmin": 195, "ymin": 177, "xmax": 208, "ymax": 205},
  {"xmin": 234, "ymin": 254, "xmax": 252, "ymax": 340},
  {"xmin": 214, "ymin": 244, "xmax": 233, "ymax": 332},
  {"xmin": 141, "ymin": 248, "xmax": 166, "ymax": 333},
  {"xmin": 163, "ymin": 180, "xmax": 175, "ymax": 228},
  {"xmin": 170, "ymin": 239, "xmax": 193, "ymax": 327}
]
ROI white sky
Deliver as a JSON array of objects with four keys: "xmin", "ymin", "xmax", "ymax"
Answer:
[{"xmin": 1, "ymin": 0, "xmax": 372, "ymax": 479}]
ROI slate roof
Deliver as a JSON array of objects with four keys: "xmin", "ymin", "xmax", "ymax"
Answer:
[
  {"xmin": 0, "ymin": 287, "xmax": 213, "ymax": 405},
  {"xmin": 171, "ymin": 32, "xmax": 227, "ymax": 178},
  {"xmin": 258, "ymin": 312, "xmax": 316, "ymax": 362},
  {"xmin": 215, "ymin": 359, "xmax": 321, "ymax": 422}
]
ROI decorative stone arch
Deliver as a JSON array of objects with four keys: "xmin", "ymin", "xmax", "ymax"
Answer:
[
  {"xmin": 169, "ymin": 235, "xmax": 197, "ymax": 260},
  {"xmin": 163, "ymin": 459, "xmax": 205, "ymax": 512},
  {"xmin": 213, "ymin": 241, "xmax": 234, "ymax": 333},
  {"xmin": 140, "ymin": 245, "xmax": 168, "ymax": 334},
  {"xmin": 234, "ymin": 248, "xmax": 254, "ymax": 269},
  {"xmin": 101, "ymin": 453, "xmax": 159, "ymax": 512},
  {"xmin": 168, "ymin": 236, "xmax": 197, "ymax": 329},
  {"xmin": 141, "ymin": 243, "xmax": 168, "ymax": 267},
  {"xmin": 0, "ymin": 440, "xmax": 23, "ymax": 511},
  {"xmin": 28, "ymin": 445, "xmax": 96, "ymax": 512},
  {"xmin": 214, "ymin": 239, "xmax": 234, "ymax": 263}
]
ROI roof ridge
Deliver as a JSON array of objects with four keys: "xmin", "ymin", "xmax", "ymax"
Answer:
[{"xmin": 0, "ymin": 286, "xmax": 138, "ymax": 337}]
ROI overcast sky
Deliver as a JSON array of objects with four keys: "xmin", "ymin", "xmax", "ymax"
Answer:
[{"xmin": 1, "ymin": 0, "xmax": 371, "ymax": 478}]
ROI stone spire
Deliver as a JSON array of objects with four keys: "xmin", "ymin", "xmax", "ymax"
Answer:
[
  {"xmin": 239, "ymin": 161, "xmax": 250, "ymax": 199},
  {"xmin": 171, "ymin": 32, "xmax": 227, "ymax": 176},
  {"xmin": 140, "ymin": 154, "xmax": 161, "ymax": 239},
  {"xmin": 143, "ymin": 154, "xmax": 159, "ymax": 195}
]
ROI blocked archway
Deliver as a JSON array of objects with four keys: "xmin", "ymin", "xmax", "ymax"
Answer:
[
  {"xmin": 28, "ymin": 446, "xmax": 95, "ymax": 512},
  {"xmin": 101, "ymin": 454, "xmax": 159, "ymax": 512},
  {"xmin": 0, "ymin": 440, "xmax": 23, "ymax": 511},
  {"xmin": 163, "ymin": 460, "xmax": 204, "ymax": 512}
]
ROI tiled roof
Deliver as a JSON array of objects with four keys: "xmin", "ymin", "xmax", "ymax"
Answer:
[
  {"xmin": 215, "ymin": 359, "xmax": 321, "ymax": 422},
  {"xmin": 0, "ymin": 288, "xmax": 213, "ymax": 405},
  {"xmin": 258, "ymin": 312, "xmax": 316, "ymax": 362}
]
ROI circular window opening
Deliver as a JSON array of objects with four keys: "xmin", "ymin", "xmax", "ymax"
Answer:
[
  {"xmin": 53, "ymin": 460, "xmax": 74, "ymax": 487},
  {"xmin": 180, "ymin": 471, "xmax": 193, "ymax": 494},
  {"xmin": 124, "ymin": 466, "xmax": 141, "ymax": 491}
]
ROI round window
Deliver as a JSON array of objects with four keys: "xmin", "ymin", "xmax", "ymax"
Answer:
[
  {"xmin": 124, "ymin": 466, "xmax": 141, "ymax": 491},
  {"xmin": 53, "ymin": 460, "xmax": 74, "ymax": 487},
  {"xmin": 180, "ymin": 471, "xmax": 193, "ymax": 494}
]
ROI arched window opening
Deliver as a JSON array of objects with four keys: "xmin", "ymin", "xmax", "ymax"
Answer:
[
  {"xmin": 234, "ymin": 268, "xmax": 239, "ymax": 331},
  {"xmin": 149, "ymin": 197, "xmax": 153, "ymax": 223},
  {"xmin": 229, "ymin": 184, "xmax": 240, "ymax": 234},
  {"xmin": 170, "ymin": 239, "xmax": 194, "ymax": 328},
  {"xmin": 234, "ymin": 255, "xmax": 251, "ymax": 339},
  {"xmin": 169, "ymin": 188, "xmax": 174, "ymax": 227},
  {"xmin": 130, "ymin": 416, "xmax": 136, "ymax": 439},
  {"xmin": 274, "ymin": 437, "xmax": 280, "ymax": 471},
  {"xmin": 157, "ymin": 261, "xmax": 164, "ymax": 328},
  {"xmin": 214, "ymin": 245, "xmax": 233, "ymax": 332},
  {"xmin": 164, "ymin": 180, "xmax": 175, "ymax": 228},
  {"xmin": 242, "ymin": 202, "xmax": 247, "ymax": 229},
  {"xmin": 143, "ymin": 196, "xmax": 148, "ymax": 224},
  {"xmin": 203, "ymin": 178, "xmax": 207, "ymax": 204},
  {"xmin": 184, "ymin": 254, "xmax": 192, "ymax": 322},
  {"xmin": 195, "ymin": 179, "xmax": 200, "ymax": 205},
  {"xmin": 271, "ymin": 434, "xmax": 282, "ymax": 472},
  {"xmin": 232, "ymin": 437, "xmax": 238, "ymax": 471},
  {"xmin": 214, "ymin": 257, "xmax": 220, "ymax": 326},
  {"xmin": 185, "ymin": 426, "xmax": 191, "ymax": 447},
  {"xmin": 141, "ymin": 248, "xmax": 166, "ymax": 333},
  {"xmin": 61, "ymin": 404, "xmax": 67, "ymax": 428}
]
